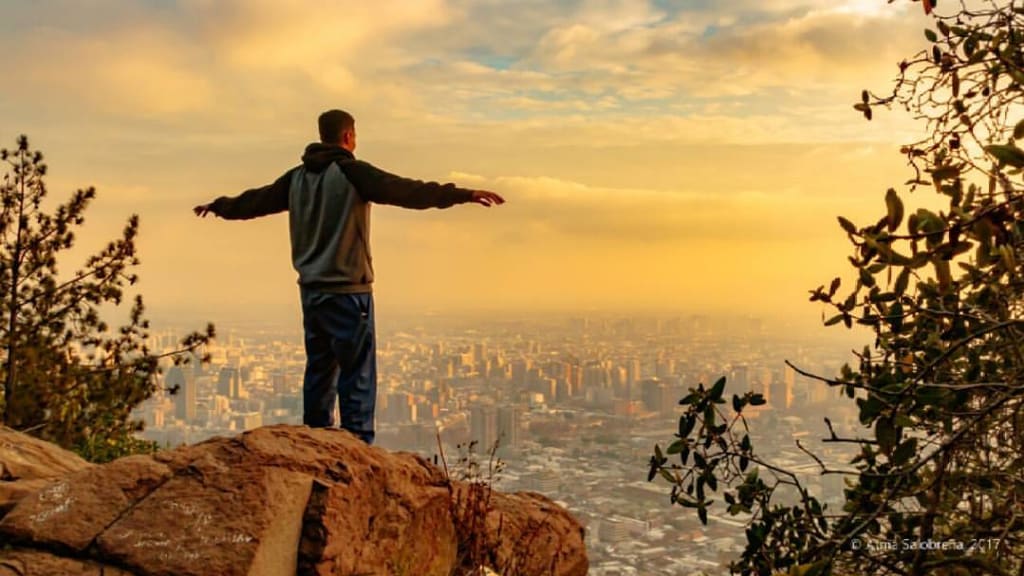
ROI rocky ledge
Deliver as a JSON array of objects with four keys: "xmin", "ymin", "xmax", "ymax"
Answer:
[{"xmin": 0, "ymin": 425, "xmax": 587, "ymax": 576}]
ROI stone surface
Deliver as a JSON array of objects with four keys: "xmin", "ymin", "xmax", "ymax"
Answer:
[
  {"xmin": 0, "ymin": 425, "xmax": 588, "ymax": 576},
  {"xmin": 482, "ymin": 491, "xmax": 590, "ymax": 576},
  {"xmin": 0, "ymin": 426, "xmax": 91, "ymax": 520},
  {"xmin": 0, "ymin": 455, "xmax": 171, "ymax": 552},
  {"xmin": 0, "ymin": 478, "xmax": 48, "ymax": 519},
  {"xmin": 98, "ymin": 466, "xmax": 311, "ymax": 576},
  {"xmin": 207, "ymin": 426, "xmax": 458, "ymax": 576},
  {"xmin": 0, "ymin": 426, "xmax": 90, "ymax": 482},
  {"xmin": 0, "ymin": 548, "xmax": 136, "ymax": 576}
]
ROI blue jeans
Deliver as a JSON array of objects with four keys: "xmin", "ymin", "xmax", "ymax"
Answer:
[{"xmin": 300, "ymin": 288, "xmax": 376, "ymax": 444}]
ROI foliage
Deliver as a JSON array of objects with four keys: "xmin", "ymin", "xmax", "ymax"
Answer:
[
  {"xmin": 0, "ymin": 135, "xmax": 214, "ymax": 462},
  {"xmin": 438, "ymin": 439, "xmax": 505, "ymax": 575},
  {"xmin": 434, "ymin": 437, "xmax": 561, "ymax": 576},
  {"xmin": 649, "ymin": 1, "xmax": 1024, "ymax": 574}
]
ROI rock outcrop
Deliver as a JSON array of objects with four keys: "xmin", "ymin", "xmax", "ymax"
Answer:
[
  {"xmin": 0, "ymin": 425, "xmax": 91, "ymax": 518},
  {"xmin": 0, "ymin": 425, "xmax": 588, "ymax": 576}
]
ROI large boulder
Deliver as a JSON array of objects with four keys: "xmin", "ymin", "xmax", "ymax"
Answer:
[
  {"xmin": 0, "ymin": 426, "xmax": 90, "ymax": 481},
  {"xmin": 0, "ymin": 424, "xmax": 588, "ymax": 576},
  {"xmin": 2, "ymin": 455, "xmax": 171, "ymax": 553},
  {"xmin": 482, "ymin": 491, "xmax": 590, "ymax": 576},
  {"xmin": 0, "ymin": 425, "xmax": 91, "ymax": 517}
]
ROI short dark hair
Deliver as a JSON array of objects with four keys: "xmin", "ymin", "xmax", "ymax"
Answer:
[{"xmin": 318, "ymin": 109, "xmax": 355, "ymax": 144}]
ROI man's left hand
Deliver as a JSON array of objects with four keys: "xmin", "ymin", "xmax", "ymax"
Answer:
[
  {"xmin": 193, "ymin": 203, "xmax": 214, "ymax": 217},
  {"xmin": 470, "ymin": 190, "xmax": 505, "ymax": 207}
]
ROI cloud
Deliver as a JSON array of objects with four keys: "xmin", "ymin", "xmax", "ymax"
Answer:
[
  {"xmin": 4, "ymin": 25, "xmax": 213, "ymax": 117},
  {"xmin": 516, "ymin": 3, "xmax": 927, "ymax": 100},
  {"xmin": 0, "ymin": 0, "xmax": 951, "ymax": 318},
  {"xmin": 182, "ymin": 0, "xmax": 453, "ymax": 71},
  {"xmin": 0, "ymin": 0, "xmax": 935, "ymax": 149},
  {"xmin": 422, "ymin": 173, "xmax": 859, "ymax": 246}
]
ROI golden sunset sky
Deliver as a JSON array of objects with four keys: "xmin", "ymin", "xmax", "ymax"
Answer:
[{"xmin": 0, "ymin": 0, "xmax": 943, "ymax": 328}]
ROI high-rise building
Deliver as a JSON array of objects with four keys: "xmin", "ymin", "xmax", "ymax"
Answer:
[
  {"xmin": 531, "ymin": 377, "xmax": 558, "ymax": 402},
  {"xmin": 166, "ymin": 366, "xmax": 196, "ymax": 423},
  {"xmin": 731, "ymin": 364, "xmax": 750, "ymax": 389},
  {"xmin": 508, "ymin": 359, "xmax": 529, "ymax": 385},
  {"xmin": 582, "ymin": 361, "xmax": 606, "ymax": 389},
  {"xmin": 656, "ymin": 354, "xmax": 677, "ymax": 379},
  {"xmin": 640, "ymin": 378, "xmax": 674, "ymax": 415},
  {"xmin": 385, "ymin": 392, "xmax": 414, "ymax": 424},
  {"xmin": 497, "ymin": 406, "xmax": 521, "ymax": 451},
  {"xmin": 470, "ymin": 405, "xmax": 499, "ymax": 451},
  {"xmin": 626, "ymin": 358, "xmax": 642, "ymax": 387},
  {"xmin": 769, "ymin": 368, "xmax": 793, "ymax": 411},
  {"xmin": 472, "ymin": 342, "xmax": 486, "ymax": 367},
  {"xmin": 217, "ymin": 367, "xmax": 244, "ymax": 399},
  {"xmin": 271, "ymin": 369, "xmax": 290, "ymax": 395},
  {"xmin": 612, "ymin": 366, "xmax": 629, "ymax": 398}
]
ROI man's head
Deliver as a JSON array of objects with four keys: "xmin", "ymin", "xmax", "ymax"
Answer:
[{"xmin": 318, "ymin": 109, "xmax": 356, "ymax": 152}]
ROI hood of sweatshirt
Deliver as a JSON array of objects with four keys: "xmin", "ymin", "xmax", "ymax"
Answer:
[{"xmin": 301, "ymin": 143, "xmax": 354, "ymax": 172}]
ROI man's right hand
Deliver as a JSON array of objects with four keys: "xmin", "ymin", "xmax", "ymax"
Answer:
[
  {"xmin": 193, "ymin": 203, "xmax": 214, "ymax": 217},
  {"xmin": 470, "ymin": 190, "xmax": 505, "ymax": 207}
]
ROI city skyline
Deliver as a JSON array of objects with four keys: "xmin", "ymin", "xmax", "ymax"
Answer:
[{"xmin": 134, "ymin": 311, "xmax": 863, "ymax": 573}]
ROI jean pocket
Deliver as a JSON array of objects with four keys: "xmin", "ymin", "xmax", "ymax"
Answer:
[{"xmin": 332, "ymin": 309, "xmax": 370, "ymax": 371}]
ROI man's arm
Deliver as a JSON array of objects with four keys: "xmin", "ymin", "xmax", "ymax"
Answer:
[
  {"xmin": 339, "ymin": 160, "xmax": 504, "ymax": 209},
  {"xmin": 193, "ymin": 170, "xmax": 293, "ymax": 220}
]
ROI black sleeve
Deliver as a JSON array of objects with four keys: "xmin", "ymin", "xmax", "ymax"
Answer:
[
  {"xmin": 210, "ymin": 170, "xmax": 293, "ymax": 220},
  {"xmin": 338, "ymin": 160, "xmax": 475, "ymax": 209}
]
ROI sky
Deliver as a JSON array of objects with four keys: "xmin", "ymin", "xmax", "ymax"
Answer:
[{"xmin": 0, "ymin": 0, "xmax": 944, "ymax": 330}]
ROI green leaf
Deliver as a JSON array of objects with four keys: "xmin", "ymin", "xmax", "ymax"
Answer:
[
  {"xmin": 698, "ymin": 505, "xmax": 708, "ymax": 525},
  {"xmin": 750, "ymin": 393, "xmax": 766, "ymax": 406},
  {"xmin": 1014, "ymin": 118, "xmax": 1024, "ymax": 140},
  {"xmin": 985, "ymin": 144, "xmax": 1024, "ymax": 168},
  {"xmin": 838, "ymin": 216, "xmax": 857, "ymax": 235},
  {"xmin": 876, "ymin": 417, "xmax": 898, "ymax": 453},
  {"xmin": 667, "ymin": 439, "xmax": 684, "ymax": 455},
  {"xmin": 679, "ymin": 414, "xmax": 696, "ymax": 438},
  {"xmin": 893, "ymin": 438, "xmax": 918, "ymax": 466},
  {"xmin": 693, "ymin": 452, "xmax": 707, "ymax": 468},
  {"xmin": 859, "ymin": 267, "xmax": 876, "ymax": 288},
  {"xmin": 894, "ymin": 267, "xmax": 911, "ymax": 295},
  {"xmin": 931, "ymin": 165, "xmax": 960, "ymax": 181},
  {"xmin": 710, "ymin": 376, "xmax": 726, "ymax": 401},
  {"xmin": 858, "ymin": 395, "xmax": 884, "ymax": 422},
  {"xmin": 925, "ymin": 28, "xmax": 938, "ymax": 42},
  {"xmin": 885, "ymin": 188, "xmax": 904, "ymax": 232}
]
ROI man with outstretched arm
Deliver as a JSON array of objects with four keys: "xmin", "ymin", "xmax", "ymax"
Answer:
[{"xmin": 194, "ymin": 109, "xmax": 505, "ymax": 444}]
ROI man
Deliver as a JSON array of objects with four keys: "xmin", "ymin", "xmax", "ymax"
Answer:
[{"xmin": 194, "ymin": 109, "xmax": 505, "ymax": 444}]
